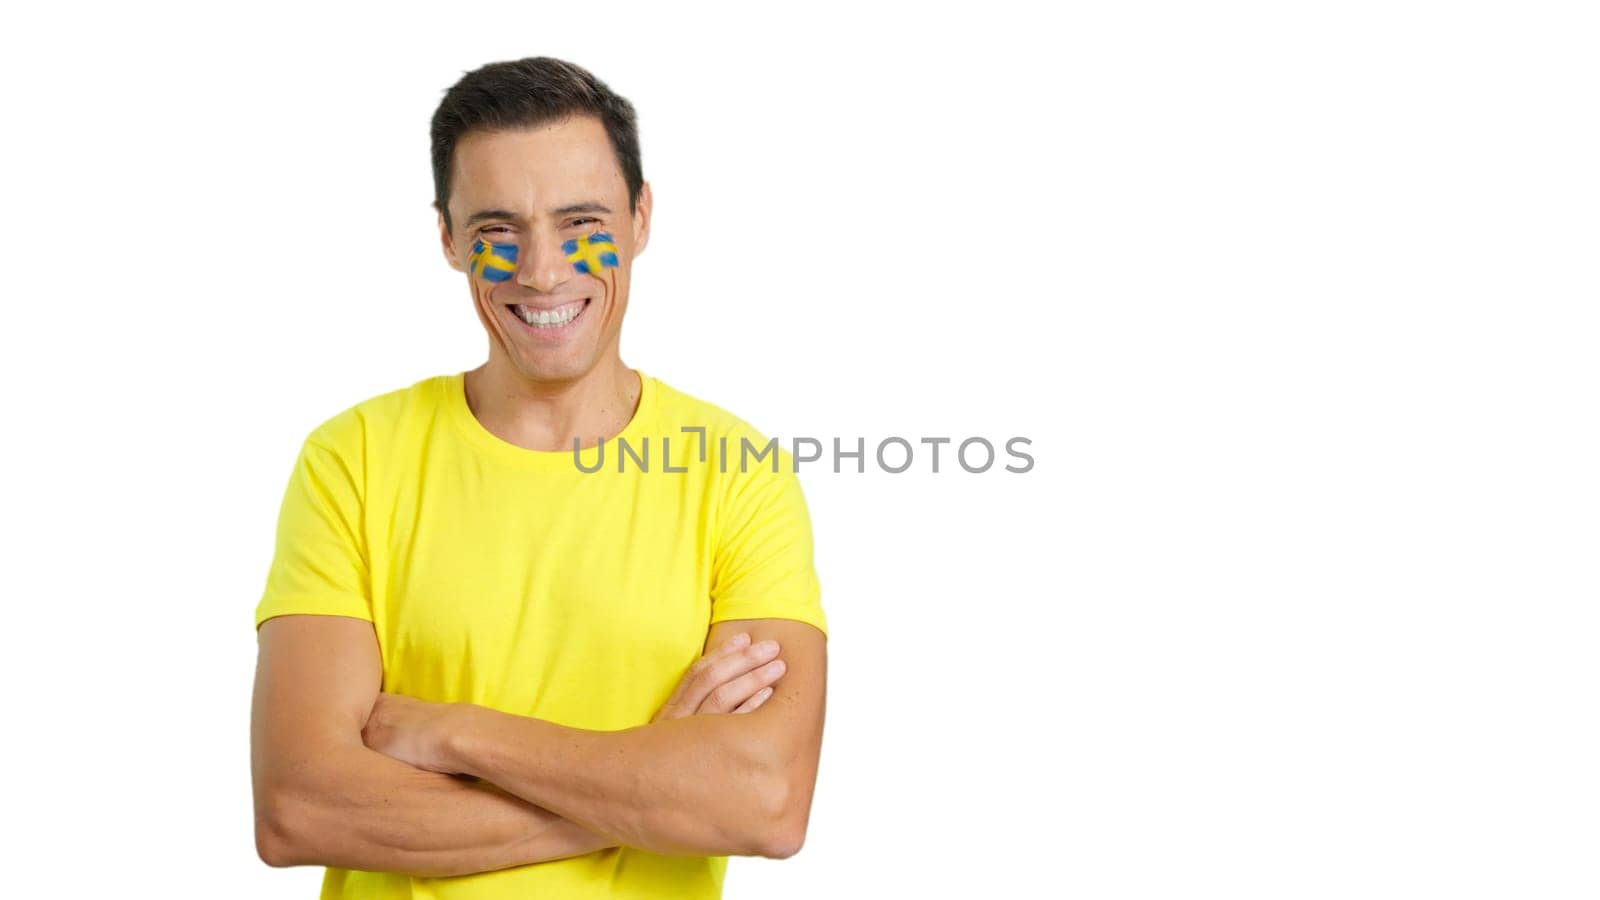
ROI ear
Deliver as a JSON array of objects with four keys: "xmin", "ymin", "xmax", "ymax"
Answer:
[
  {"xmin": 630, "ymin": 180, "xmax": 653, "ymax": 259},
  {"xmin": 438, "ymin": 206, "xmax": 464, "ymax": 272}
]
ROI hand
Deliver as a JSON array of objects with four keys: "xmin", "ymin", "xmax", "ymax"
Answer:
[
  {"xmin": 651, "ymin": 632, "xmax": 787, "ymax": 723},
  {"xmin": 361, "ymin": 691, "xmax": 463, "ymax": 774}
]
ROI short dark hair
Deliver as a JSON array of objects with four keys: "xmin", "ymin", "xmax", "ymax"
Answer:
[{"xmin": 430, "ymin": 57, "xmax": 643, "ymax": 235}]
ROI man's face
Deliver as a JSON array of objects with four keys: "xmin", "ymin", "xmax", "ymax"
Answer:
[{"xmin": 440, "ymin": 116, "xmax": 651, "ymax": 384}]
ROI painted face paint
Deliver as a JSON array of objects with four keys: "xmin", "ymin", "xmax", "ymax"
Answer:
[
  {"xmin": 562, "ymin": 231, "xmax": 620, "ymax": 276},
  {"xmin": 467, "ymin": 239, "xmax": 519, "ymax": 283}
]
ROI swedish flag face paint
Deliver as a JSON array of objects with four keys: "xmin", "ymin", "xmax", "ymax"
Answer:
[
  {"xmin": 562, "ymin": 231, "xmax": 620, "ymax": 276},
  {"xmin": 468, "ymin": 239, "xmax": 519, "ymax": 283}
]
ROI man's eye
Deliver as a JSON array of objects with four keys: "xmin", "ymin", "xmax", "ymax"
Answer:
[
  {"xmin": 569, "ymin": 217, "xmax": 599, "ymax": 228},
  {"xmin": 481, "ymin": 225, "xmax": 513, "ymax": 235}
]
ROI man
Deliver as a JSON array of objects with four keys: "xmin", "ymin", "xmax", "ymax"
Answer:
[{"xmin": 250, "ymin": 57, "xmax": 828, "ymax": 899}]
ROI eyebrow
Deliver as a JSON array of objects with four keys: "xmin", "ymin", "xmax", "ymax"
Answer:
[
  {"xmin": 552, "ymin": 202, "xmax": 613, "ymax": 216},
  {"xmin": 461, "ymin": 202, "xmax": 614, "ymax": 228}
]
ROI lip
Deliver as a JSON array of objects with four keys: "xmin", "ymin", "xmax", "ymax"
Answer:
[
  {"xmin": 509, "ymin": 297, "xmax": 590, "ymax": 314},
  {"xmin": 503, "ymin": 298, "xmax": 592, "ymax": 340}
]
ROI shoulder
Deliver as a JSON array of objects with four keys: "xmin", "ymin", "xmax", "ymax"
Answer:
[
  {"xmin": 301, "ymin": 374, "xmax": 446, "ymax": 455},
  {"xmin": 647, "ymin": 374, "xmax": 806, "ymax": 499},
  {"xmin": 649, "ymin": 374, "xmax": 782, "ymax": 451}
]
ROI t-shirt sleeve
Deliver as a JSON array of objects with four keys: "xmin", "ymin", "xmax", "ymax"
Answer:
[
  {"xmin": 254, "ymin": 427, "xmax": 373, "ymax": 630},
  {"xmin": 709, "ymin": 443, "xmax": 827, "ymax": 637}
]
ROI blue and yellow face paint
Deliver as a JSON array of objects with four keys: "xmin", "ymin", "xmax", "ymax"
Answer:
[
  {"xmin": 467, "ymin": 239, "xmax": 519, "ymax": 283},
  {"xmin": 563, "ymin": 231, "xmax": 620, "ymax": 276}
]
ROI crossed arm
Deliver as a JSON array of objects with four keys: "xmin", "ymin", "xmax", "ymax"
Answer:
[
  {"xmin": 412, "ymin": 617, "xmax": 827, "ymax": 858},
  {"xmin": 251, "ymin": 614, "xmax": 826, "ymax": 876}
]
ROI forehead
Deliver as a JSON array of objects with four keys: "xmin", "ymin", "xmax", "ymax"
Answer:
[{"xmin": 449, "ymin": 116, "xmax": 625, "ymax": 216}]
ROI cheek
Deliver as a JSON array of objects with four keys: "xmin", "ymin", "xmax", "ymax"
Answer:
[
  {"xmin": 562, "ymin": 231, "xmax": 621, "ymax": 279},
  {"xmin": 467, "ymin": 239, "xmax": 519, "ymax": 285}
]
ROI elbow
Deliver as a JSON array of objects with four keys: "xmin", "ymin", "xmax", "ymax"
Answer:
[
  {"xmin": 748, "ymin": 771, "xmax": 813, "ymax": 860},
  {"xmin": 254, "ymin": 788, "xmax": 306, "ymax": 868},
  {"xmin": 757, "ymin": 824, "xmax": 807, "ymax": 861},
  {"xmin": 257, "ymin": 824, "xmax": 295, "ymax": 868}
]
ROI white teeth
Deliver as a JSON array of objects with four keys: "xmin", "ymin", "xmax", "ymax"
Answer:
[{"xmin": 515, "ymin": 301, "xmax": 584, "ymax": 328}]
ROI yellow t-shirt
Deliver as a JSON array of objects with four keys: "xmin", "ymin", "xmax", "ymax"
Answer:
[{"xmin": 254, "ymin": 369, "xmax": 826, "ymax": 899}]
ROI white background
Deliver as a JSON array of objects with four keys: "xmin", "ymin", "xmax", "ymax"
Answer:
[{"xmin": 2, "ymin": 2, "xmax": 1596, "ymax": 897}]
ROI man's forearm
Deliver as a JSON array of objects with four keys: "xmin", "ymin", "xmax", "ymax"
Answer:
[
  {"xmin": 440, "ymin": 706, "xmax": 808, "ymax": 859},
  {"xmin": 259, "ymin": 743, "xmax": 616, "ymax": 877}
]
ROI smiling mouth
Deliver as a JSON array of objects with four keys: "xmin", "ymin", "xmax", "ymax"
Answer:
[{"xmin": 506, "ymin": 298, "xmax": 591, "ymax": 331}]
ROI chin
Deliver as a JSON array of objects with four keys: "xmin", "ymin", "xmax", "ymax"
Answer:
[{"xmin": 508, "ymin": 348, "xmax": 599, "ymax": 384}]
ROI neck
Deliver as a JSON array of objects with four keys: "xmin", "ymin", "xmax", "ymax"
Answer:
[{"xmin": 464, "ymin": 355, "xmax": 641, "ymax": 453}]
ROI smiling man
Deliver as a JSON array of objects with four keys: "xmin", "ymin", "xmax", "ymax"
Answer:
[{"xmin": 250, "ymin": 57, "xmax": 828, "ymax": 899}]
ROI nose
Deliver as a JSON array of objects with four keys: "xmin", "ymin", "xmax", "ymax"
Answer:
[{"xmin": 515, "ymin": 233, "xmax": 575, "ymax": 295}]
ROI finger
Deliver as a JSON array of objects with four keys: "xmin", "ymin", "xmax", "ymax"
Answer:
[
  {"xmin": 699, "ymin": 656, "xmax": 787, "ymax": 714},
  {"xmin": 654, "ymin": 633, "xmax": 753, "ymax": 722},
  {"xmin": 659, "ymin": 632, "xmax": 752, "ymax": 715},
  {"xmin": 732, "ymin": 686, "xmax": 774, "ymax": 714},
  {"xmin": 679, "ymin": 639, "xmax": 781, "ymax": 714}
]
